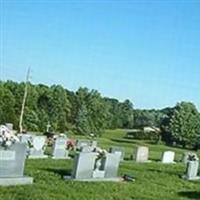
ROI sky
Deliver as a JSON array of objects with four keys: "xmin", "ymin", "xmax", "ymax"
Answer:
[{"xmin": 0, "ymin": 0, "xmax": 200, "ymax": 110}]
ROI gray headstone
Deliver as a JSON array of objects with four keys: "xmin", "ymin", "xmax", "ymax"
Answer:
[
  {"xmin": 76, "ymin": 140, "xmax": 91, "ymax": 149},
  {"xmin": 135, "ymin": 146, "xmax": 149, "ymax": 162},
  {"xmin": 80, "ymin": 145, "xmax": 94, "ymax": 153},
  {"xmin": 18, "ymin": 134, "xmax": 32, "ymax": 144},
  {"xmin": 161, "ymin": 151, "xmax": 175, "ymax": 164},
  {"xmin": 52, "ymin": 137, "xmax": 69, "ymax": 159},
  {"xmin": 183, "ymin": 160, "xmax": 200, "ymax": 180},
  {"xmin": 103, "ymin": 153, "xmax": 121, "ymax": 178},
  {"xmin": 72, "ymin": 152, "xmax": 97, "ymax": 179},
  {"xmin": 91, "ymin": 141, "xmax": 97, "ymax": 149},
  {"xmin": 0, "ymin": 142, "xmax": 26, "ymax": 178},
  {"xmin": 109, "ymin": 146, "xmax": 125, "ymax": 161}
]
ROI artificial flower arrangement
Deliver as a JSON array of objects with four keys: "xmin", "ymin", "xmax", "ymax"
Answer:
[
  {"xmin": 188, "ymin": 153, "xmax": 199, "ymax": 161},
  {"xmin": 94, "ymin": 147, "xmax": 107, "ymax": 170},
  {"xmin": 0, "ymin": 125, "xmax": 19, "ymax": 149}
]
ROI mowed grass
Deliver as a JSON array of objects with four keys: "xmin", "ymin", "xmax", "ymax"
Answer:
[{"xmin": 0, "ymin": 129, "xmax": 200, "ymax": 200}]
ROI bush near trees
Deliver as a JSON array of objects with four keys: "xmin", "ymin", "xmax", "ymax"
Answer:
[{"xmin": 0, "ymin": 81, "xmax": 200, "ymax": 149}]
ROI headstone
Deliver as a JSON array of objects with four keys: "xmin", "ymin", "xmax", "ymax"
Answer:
[
  {"xmin": 76, "ymin": 140, "xmax": 91, "ymax": 150},
  {"xmin": 183, "ymin": 160, "xmax": 200, "ymax": 180},
  {"xmin": 18, "ymin": 134, "xmax": 32, "ymax": 156},
  {"xmin": 52, "ymin": 137, "xmax": 70, "ymax": 159},
  {"xmin": 103, "ymin": 153, "xmax": 121, "ymax": 178},
  {"xmin": 65, "ymin": 152, "xmax": 121, "ymax": 182},
  {"xmin": 0, "ymin": 142, "xmax": 33, "ymax": 186},
  {"xmin": 109, "ymin": 146, "xmax": 125, "ymax": 161},
  {"xmin": 80, "ymin": 145, "xmax": 94, "ymax": 153},
  {"xmin": 18, "ymin": 134, "xmax": 32, "ymax": 144},
  {"xmin": 71, "ymin": 152, "xmax": 97, "ymax": 179},
  {"xmin": 161, "ymin": 151, "xmax": 175, "ymax": 164},
  {"xmin": 91, "ymin": 141, "xmax": 97, "ymax": 149},
  {"xmin": 29, "ymin": 136, "xmax": 48, "ymax": 159},
  {"xmin": 5, "ymin": 123, "xmax": 13, "ymax": 130},
  {"xmin": 135, "ymin": 146, "xmax": 149, "ymax": 162}
]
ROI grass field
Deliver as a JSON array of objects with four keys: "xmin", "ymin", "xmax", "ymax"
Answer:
[{"xmin": 0, "ymin": 129, "xmax": 200, "ymax": 200}]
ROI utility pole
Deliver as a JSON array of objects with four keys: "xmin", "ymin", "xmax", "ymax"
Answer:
[
  {"xmin": 19, "ymin": 67, "xmax": 30, "ymax": 133},
  {"xmin": 46, "ymin": 121, "xmax": 51, "ymax": 132}
]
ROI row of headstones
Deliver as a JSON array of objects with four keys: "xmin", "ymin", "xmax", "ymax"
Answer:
[
  {"xmin": 18, "ymin": 135, "xmax": 99, "ymax": 159},
  {"xmin": 0, "ymin": 141, "xmax": 199, "ymax": 186},
  {"xmin": 107, "ymin": 146, "xmax": 175, "ymax": 163},
  {"xmin": 109, "ymin": 146, "xmax": 200, "ymax": 181},
  {"xmin": 0, "ymin": 137, "xmax": 121, "ymax": 185},
  {"xmin": 109, "ymin": 146, "xmax": 198, "ymax": 164},
  {"xmin": 18, "ymin": 134, "xmax": 70, "ymax": 159}
]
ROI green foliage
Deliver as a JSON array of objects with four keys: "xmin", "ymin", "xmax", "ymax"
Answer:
[
  {"xmin": 105, "ymin": 98, "xmax": 134, "ymax": 129},
  {"xmin": 0, "ymin": 83, "xmax": 16, "ymax": 126},
  {"xmin": 162, "ymin": 102, "xmax": 200, "ymax": 149},
  {"xmin": 75, "ymin": 104, "xmax": 91, "ymax": 135},
  {"xmin": 134, "ymin": 109, "xmax": 165, "ymax": 128},
  {"xmin": 1, "ymin": 80, "xmax": 200, "ymax": 151},
  {"xmin": 75, "ymin": 88, "xmax": 110, "ymax": 135}
]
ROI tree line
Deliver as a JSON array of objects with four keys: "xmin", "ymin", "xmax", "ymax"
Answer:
[{"xmin": 0, "ymin": 80, "xmax": 200, "ymax": 149}]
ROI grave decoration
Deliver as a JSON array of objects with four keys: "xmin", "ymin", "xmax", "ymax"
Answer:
[
  {"xmin": 0, "ymin": 125, "xmax": 33, "ymax": 186},
  {"xmin": 182, "ymin": 152, "xmax": 198, "ymax": 164},
  {"xmin": 64, "ymin": 148, "xmax": 122, "ymax": 182},
  {"xmin": 109, "ymin": 146, "xmax": 125, "ymax": 161}
]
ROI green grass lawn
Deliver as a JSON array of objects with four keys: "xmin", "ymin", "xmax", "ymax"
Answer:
[{"xmin": 0, "ymin": 129, "xmax": 200, "ymax": 200}]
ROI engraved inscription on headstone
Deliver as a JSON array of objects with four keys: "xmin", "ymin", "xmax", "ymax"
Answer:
[{"xmin": 0, "ymin": 151, "xmax": 15, "ymax": 161}]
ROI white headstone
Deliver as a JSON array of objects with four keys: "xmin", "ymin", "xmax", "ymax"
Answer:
[
  {"xmin": 135, "ymin": 146, "xmax": 149, "ymax": 162},
  {"xmin": 29, "ymin": 136, "xmax": 48, "ymax": 159},
  {"xmin": 33, "ymin": 136, "xmax": 46, "ymax": 151},
  {"xmin": 161, "ymin": 151, "xmax": 175, "ymax": 164}
]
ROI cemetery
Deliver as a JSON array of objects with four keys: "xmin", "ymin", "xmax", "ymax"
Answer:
[
  {"xmin": 1, "ymin": 1, "xmax": 200, "ymax": 199},
  {"xmin": 0, "ymin": 127, "xmax": 199, "ymax": 200}
]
